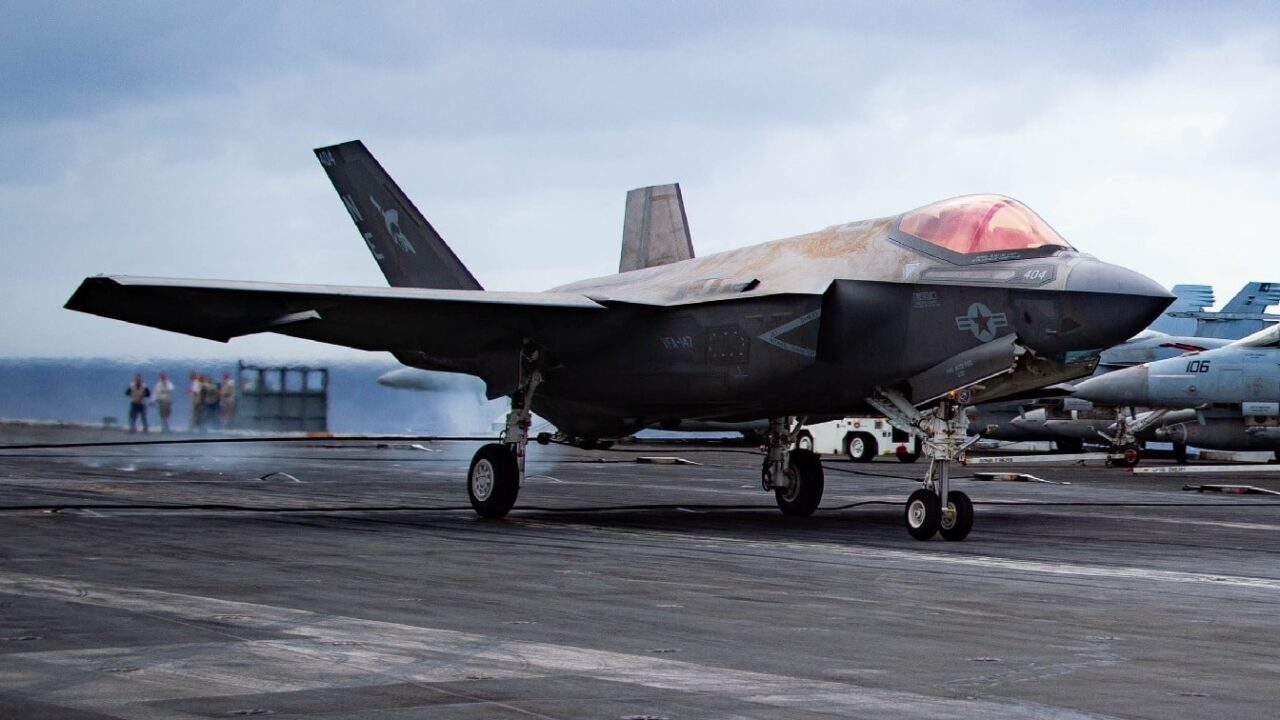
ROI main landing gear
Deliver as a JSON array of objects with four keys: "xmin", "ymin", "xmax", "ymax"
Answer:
[
  {"xmin": 761, "ymin": 416, "xmax": 824, "ymax": 516},
  {"xmin": 467, "ymin": 345, "xmax": 541, "ymax": 518},
  {"xmin": 870, "ymin": 389, "xmax": 978, "ymax": 541}
]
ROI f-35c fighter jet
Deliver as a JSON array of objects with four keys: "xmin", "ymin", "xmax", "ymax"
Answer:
[{"xmin": 66, "ymin": 141, "xmax": 1171, "ymax": 540}]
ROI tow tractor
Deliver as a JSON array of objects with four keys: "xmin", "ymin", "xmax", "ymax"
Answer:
[{"xmin": 794, "ymin": 416, "xmax": 921, "ymax": 463}]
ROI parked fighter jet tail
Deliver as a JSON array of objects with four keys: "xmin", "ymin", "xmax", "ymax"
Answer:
[
  {"xmin": 1221, "ymin": 282, "xmax": 1280, "ymax": 314},
  {"xmin": 314, "ymin": 140, "xmax": 483, "ymax": 291},
  {"xmin": 1149, "ymin": 284, "xmax": 1214, "ymax": 335},
  {"xmin": 619, "ymin": 183, "xmax": 694, "ymax": 272}
]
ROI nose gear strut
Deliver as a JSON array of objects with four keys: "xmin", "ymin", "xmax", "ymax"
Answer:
[
  {"xmin": 1097, "ymin": 407, "xmax": 1170, "ymax": 468},
  {"xmin": 869, "ymin": 388, "xmax": 979, "ymax": 540}
]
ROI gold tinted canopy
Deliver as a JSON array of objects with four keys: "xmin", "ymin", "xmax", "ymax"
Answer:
[{"xmin": 899, "ymin": 195, "xmax": 1073, "ymax": 256}]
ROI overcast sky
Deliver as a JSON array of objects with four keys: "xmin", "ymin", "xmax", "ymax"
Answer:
[{"xmin": 3, "ymin": 1, "xmax": 1278, "ymax": 360}]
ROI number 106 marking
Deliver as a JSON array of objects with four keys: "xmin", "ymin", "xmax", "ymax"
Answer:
[{"xmin": 1185, "ymin": 360, "xmax": 1211, "ymax": 373}]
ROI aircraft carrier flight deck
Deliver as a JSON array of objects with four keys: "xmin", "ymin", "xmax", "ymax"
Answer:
[{"xmin": 3, "ymin": 424, "xmax": 1280, "ymax": 719}]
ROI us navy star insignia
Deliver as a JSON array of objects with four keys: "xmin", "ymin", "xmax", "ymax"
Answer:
[{"xmin": 955, "ymin": 302, "xmax": 1008, "ymax": 342}]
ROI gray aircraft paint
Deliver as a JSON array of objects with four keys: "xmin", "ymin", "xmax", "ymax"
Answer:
[
  {"xmin": 619, "ymin": 183, "xmax": 694, "ymax": 272},
  {"xmin": 1073, "ymin": 325, "xmax": 1280, "ymax": 451},
  {"xmin": 1155, "ymin": 281, "xmax": 1280, "ymax": 339},
  {"xmin": 1149, "ymin": 284, "xmax": 1215, "ymax": 336},
  {"xmin": 971, "ymin": 289, "xmax": 1272, "ymax": 446}
]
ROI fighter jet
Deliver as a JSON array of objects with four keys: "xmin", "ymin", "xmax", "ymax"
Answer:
[
  {"xmin": 970, "ymin": 329, "xmax": 1232, "ymax": 455},
  {"xmin": 1073, "ymin": 323, "xmax": 1280, "ymax": 457},
  {"xmin": 1154, "ymin": 282, "xmax": 1280, "ymax": 339},
  {"xmin": 65, "ymin": 140, "xmax": 1171, "ymax": 540},
  {"xmin": 970, "ymin": 282, "xmax": 1280, "ymax": 458}
]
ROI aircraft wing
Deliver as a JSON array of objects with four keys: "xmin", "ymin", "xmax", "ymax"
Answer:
[{"xmin": 66, "ymin": 276, "xmax": 607, "ymax": 392}]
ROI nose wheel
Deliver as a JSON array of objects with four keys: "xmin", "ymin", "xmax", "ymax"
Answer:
[
  {"xmin": 869, "ymin": 390, "xmax": 979, "ymax": 541},
  {"xmin": 904, "ymin": 489, "xmax": 973, "ymax": 541},
  {"xmin": 905, "ymin": 489, "xmax": 940, "ymax": 539},
  {"xmin": 938, "ymin": 490, "xmax": 974, "ymax": 541}
]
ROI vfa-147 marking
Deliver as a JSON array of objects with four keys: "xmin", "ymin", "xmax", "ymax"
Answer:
[{"xmin": 66, "ymin": 140, "xmax": 1172, "ymax": 540}]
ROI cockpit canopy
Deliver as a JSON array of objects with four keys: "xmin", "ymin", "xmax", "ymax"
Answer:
[
  {"xmin": 1231, "ymin": 323, "xmax": 1280, "ymax": 349},
  {"xmin": 892, "ymin": 194, "xmax": 1074, "ymax": 265}
]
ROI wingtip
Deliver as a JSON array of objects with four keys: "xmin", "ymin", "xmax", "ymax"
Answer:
[
  {"xmin": 313, "ymin": 139, "xmax": 365, "ymax": 155},
  {"xmin": 64, "ymin": 275, "xmax": 118, "ymax": 312}
]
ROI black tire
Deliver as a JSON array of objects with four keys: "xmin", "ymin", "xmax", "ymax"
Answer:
[
  {"xmin": 896, "ymin": 449, "xmax": 920, "ymax": 463},
  {"xmin": 1173, "ymin": 442, "xmax": 1188, "ymax": 464},
  {"xmin": 795, "ymin": 430, "xmax": 815, "ymax": 453},
  {"xmin": 938, "ymin": 490, "xmax": 974, "ymax": 541},
  {"xmin": 905, "ymin": 488, "xmax": 941, "ymax": 540},
  {"xmin": 1055, "ymin": 438, "xmax": 1084, "ymax": 454},
  {"xmin": 574, "ymin": 437, "xmax": 614, "ymax": 450},
  {"xmin": 846, "ymin": 433, "xmax": 877, "ymax": 462},
  {"xmin": 1112, "ymin": 443, "xmax": 1141, "ymax": 468},
  {"xmin": 468, "ymin": 443, "xmax": 520, "ymax": 518},
  {"xmin": 775, "ymin": 449, "xmax": 824, "ymax": 517}
]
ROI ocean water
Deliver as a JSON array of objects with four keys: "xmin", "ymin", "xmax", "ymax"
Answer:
[{"xmin": 0, "ymin": 358, "xmax": 504, "ymax": 435}]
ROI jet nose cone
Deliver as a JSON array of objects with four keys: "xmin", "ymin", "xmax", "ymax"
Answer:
[
  {"xmin": 1059, "ymin": 260, "xmax": 1174, "ymax": 350},
  {"xmin": 1073, "ymin": 365, "xmax": 1151, "ymax": 406},
  {"xmin": 1065, "ymin": 260, "xmax": 1171, "ymax": 299}
]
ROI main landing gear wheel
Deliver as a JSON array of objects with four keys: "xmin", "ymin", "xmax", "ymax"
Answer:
[
  {"xmin": 775, "ymin": 448, "xmax": 824, "ymax": 517},
  {"xmin": 938, "ymin": 490, "xmax": 973, "ymax": 541},
  {"xmin": 468, "ymin": 443, "xmax": 520, "ymax": 518},
  {"xmin": 846, "ymin": 433, "xmax": 877, "ymax": 462},
  {"xmin": 905, "ymin": 488, "xmax": 941, "ymax": 540}
]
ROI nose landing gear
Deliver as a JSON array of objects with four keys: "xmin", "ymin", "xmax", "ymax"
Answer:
[
  {"xmin": 1099, "ymin": 407, "xmax": 1169, "ymax": 468},
  {"xmin": 871, "ymin": 389, "xmax": 979, "ymax": 541}
]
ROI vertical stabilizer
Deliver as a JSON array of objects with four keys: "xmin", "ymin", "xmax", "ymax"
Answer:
[
  {"xmin": 619, "ymin": 183, "xmax": 694, "ymax": 272},
  {"xmin": 1198, "ymin": 281, "xmax": 1280, "ymax": 338},
  {"xmin": 1220, "ymin": 282, "xmax": 1280, "ymax": 313},
  {"xmin": 1149, "ymin": 284, "xmax": 1214, "ymax": 336},
  {"xmin": 315, "ymin": 140, "xmax": 482, "ymax": 290}
]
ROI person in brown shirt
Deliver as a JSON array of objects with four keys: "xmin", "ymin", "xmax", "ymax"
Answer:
[{"xmin": 125, "ymin": 374, "xmax": 150, "ymax": 433}]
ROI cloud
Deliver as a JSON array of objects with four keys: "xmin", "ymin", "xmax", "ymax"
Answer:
[{"xmin": 2, "ymin": 2, "xmax": 1279, "ymax": 358}]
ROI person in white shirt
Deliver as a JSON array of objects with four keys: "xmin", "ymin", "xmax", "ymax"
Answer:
[{"xmin": 154, "ymin": 372, "xmax": 175, "ymax": 433}]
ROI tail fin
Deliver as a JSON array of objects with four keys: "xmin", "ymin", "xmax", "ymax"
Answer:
[
  {"xmin": 1148, "ymin": 283, "xmax": 1213, "ymax": 335},
  {"xmin": 315, "ymin": 140, "xmax": 482, "ymax": 290},
  {"xmin": 1221, "ymin": 281, "xmax": 1280, "ymax": 313},
  {"xmin": 619, "ymin": 183, "xmax": 694, "ymax": 272}
]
